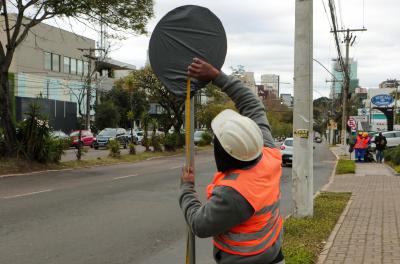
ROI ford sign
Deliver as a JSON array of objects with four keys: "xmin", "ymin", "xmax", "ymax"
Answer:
[{"xmin": 371, "ymin": 94, "xmax": 394, "ymax": 106}]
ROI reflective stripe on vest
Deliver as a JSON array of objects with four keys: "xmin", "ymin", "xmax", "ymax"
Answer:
[
  {"xmin": 207, "ymin": 147, "xmax": 283, "ymax": 256},
  {"xmin": 354, "ymin": 136, "xmax": 369, "ymax": 149}
]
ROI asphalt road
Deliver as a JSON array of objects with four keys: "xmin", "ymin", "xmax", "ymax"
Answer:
[{"xmin": 0, "ymin": 142, "xmax": 335, "ymax": 264}]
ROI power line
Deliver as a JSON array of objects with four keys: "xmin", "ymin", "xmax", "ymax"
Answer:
[
  {"xmin": 337, "ymin": 0, "xmax": 344, "ymax": 29},
  {"xmin": 321, "ymin": 0, "xmax": 333, "ymax": 30}
]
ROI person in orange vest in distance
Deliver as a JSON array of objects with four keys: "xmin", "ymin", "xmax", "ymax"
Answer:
[
  {"xmin": 180, "ymin": 58, "xmax": 284, "ymax": 264},
  {"xmin": 354, "ymin": 131, "xmax": 369, "ymax": 162}
]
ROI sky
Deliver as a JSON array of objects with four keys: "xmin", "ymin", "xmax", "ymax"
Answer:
[{"xmin": 53, "ymin": 0, "xmax": 400, "ymax": 98}]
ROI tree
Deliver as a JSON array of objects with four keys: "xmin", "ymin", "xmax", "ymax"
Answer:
[
  {"xmin": 123, "ymin": 67, "xmax": 185, "ymax": 134},
  {"xmin": 263, "ymin": 97, "xmax": 293, "ymax": 138},
  {"xmin": 0, "ymin": 0, "xmax": 154, "ymax": 155},
  {"xmin": 115, "ymin": 74, "xmax": 149, "ymax": 128},
  {"xmin": 95, "ymin": 101, "xmax": 120, "ymax": 130}
]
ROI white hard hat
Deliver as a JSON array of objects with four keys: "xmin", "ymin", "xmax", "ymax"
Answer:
[{"xmin": 211, "ymin": 109, "xmax": 263, "ymax": 161}]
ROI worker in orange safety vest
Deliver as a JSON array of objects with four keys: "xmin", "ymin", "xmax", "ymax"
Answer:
[
  {"xmin": 179, "ymin": 58, "xmax": 284, "ymax": 264},
  {"xmin": 354, "ymin": 131, "xmax": 369, "ymax": 162}
]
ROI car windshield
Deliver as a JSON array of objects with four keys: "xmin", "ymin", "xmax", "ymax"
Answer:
[
  {"xmin": 284, "ymin": 139, "xmax": 293, "ymax": 146},
  {"xmin": 98, "ymin": 130, "xmax": 117, "ymax": 137},
  {"xmin": 137, "ymin": 132, "xmax": 143, "ymax": 136}
]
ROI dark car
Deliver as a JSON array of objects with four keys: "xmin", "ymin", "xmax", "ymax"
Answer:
[
  {"xmin": 70, "ymin": 130, "xmax": 95, "ymax": 148},
  {"xmin": 94, "ymin": 128, "xmax": 128, "ymax": 149},
  {"xmin": 314, "ymin": 137, "xmax": 322, "ymax": 143}
]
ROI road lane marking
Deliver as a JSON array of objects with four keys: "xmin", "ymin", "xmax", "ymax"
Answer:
[
  {"xmin": 3, "ymin": 189, "xmax": 53, "ymax": 199},
  {"xmin": 169, "ymin": 165, "xmax": 182, "ymax": 170},
  {"xmin": 113, "ymin": 174, "xmax": 139, "ymax": 180}
]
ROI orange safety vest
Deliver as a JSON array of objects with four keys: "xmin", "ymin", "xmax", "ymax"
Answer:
[
  {"xmin": 206, "ymin": 147, "xmax": 283, "ymax": 256},
  {"xmin": 354, "ymin": 136, "xmax": 369, "ymax": 149}
]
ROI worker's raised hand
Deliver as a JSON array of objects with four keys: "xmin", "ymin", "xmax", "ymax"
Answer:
[
  {"xmin": 187, "ymin": 58, "xmax": 220, "ymax": 81},
  {"xmin": 181, "ymin": 166, "xmax": 195, "ymax": 185}
]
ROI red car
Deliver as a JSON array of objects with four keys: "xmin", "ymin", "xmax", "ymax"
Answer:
[{"xmin": 70, "ymin": 130, "xmax": 95, "ymax": 148}]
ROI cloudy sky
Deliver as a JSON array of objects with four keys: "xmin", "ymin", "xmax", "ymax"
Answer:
[{"xmin": 57, "ymin": 0, "xmax": 400, "ymax": 98}]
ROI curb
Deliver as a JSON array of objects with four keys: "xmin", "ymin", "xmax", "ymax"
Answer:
[
  {"xmin": 316, "ymin": 196, "xmax": 353, "ymax": 264},
  {"xmin": 313, "ymin": 148, "xmax": 340, "ymax": 198},
  {"xmin": 384, "ymin": 163, "xmax": 400, "ymax": 176}
]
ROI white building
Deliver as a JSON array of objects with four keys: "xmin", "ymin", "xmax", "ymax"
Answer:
[{"xmin": 261, "ymin": 74, "xmax": 279, "ymax": 97}]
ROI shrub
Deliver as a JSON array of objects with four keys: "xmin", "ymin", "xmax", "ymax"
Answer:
[
  {"xmin": 199, "ymin": 131, "xmax": 213, "ymax": 146},
  {"xmin": 385, "ymin": 146, "xmax": 400, "ymax": 165},
  {"xmin": 46, "ymin": 138, "xmax": 69, "ymax": 163},
  {"xmin": 108, "ymin": 139, "xmax": 121, "ymax": 158},
  {"xmin": 129, "ymin": 142, "xmax": 136, "ymax": 155},
  {"xmin": 151, "ymin": 134, "xmax": 163, "ymax": 152},
  {"xmin": 14, "ymin": 102, "xmax": 68, "ymax": 163},
  {"xmin": 164, "ymin": 133, "xmax": 179, "ymax": 152}
]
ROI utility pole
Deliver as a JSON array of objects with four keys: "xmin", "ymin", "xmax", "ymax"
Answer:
[
  {"xmin": 78, "ymin": 48, "xmax": 104, "ymax": 131},
  {"xmin": 293, "ymin": 0, "xmax": 313, "ymax": 217},
  {"xmin": 330, "ymin": 28, "xmax": 366, "ymax": 144}
]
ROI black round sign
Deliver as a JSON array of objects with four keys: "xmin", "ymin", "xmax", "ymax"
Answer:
[{"xmin": 149, "ymin": 5, "xmax": 227, "ymax": 97}]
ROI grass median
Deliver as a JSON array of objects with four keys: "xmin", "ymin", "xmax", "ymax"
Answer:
[
  {"xmin": 335, "ymin": 159, "xmax": 355, "ymax": 174},
  {"xmin": 283, "ymin": 192, "xmax": 351, "ymax": 264},
  {"xmin": 0, "ymin": 145, "xmax": 212, "ymax": 176}
]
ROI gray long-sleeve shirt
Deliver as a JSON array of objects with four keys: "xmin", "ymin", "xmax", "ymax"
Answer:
[{"xmin": 179, "ymin": 72, "xmax": 281, "ymax": 264}]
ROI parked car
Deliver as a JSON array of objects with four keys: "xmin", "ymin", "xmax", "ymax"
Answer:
[
  {"xmin": 93, "ymin": 128, "xmax": 128, "ymax": 149},
  {"xmin": 70, "ymin": 130, "xmax": 95, "ymax": 148},
  {"xmin": 280, "ymin": 137, "xmax": 293, "ymax": 167},
  {"xmin": 126, "ymin": 130, "xmax": 139, "ymax": 144},
  {"xmin": 50, "ymin": 130, "xmax": 69, "ymax": 140},
  {"xmin": 136, "ymin": 131, "xmax": 144, "ymax": 144},
  {"xmin": 370, "ymin": 131, "xmax": 400, "ymax": 151},
  {"xmin": 194, "ymin": 130, "xmax": 206, "ymax": 145}
]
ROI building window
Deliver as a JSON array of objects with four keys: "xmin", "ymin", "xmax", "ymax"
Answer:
[
  {"xmin": 77, "ymin": 60, "xmax": 83, "ymax": 75},
  {"xmin": 44, "ymin": 52, "xmax": 61, "ymax": 72},
  {"xmin": 70, "ymin": 58, "xmax": 77, "ymax": 75},
  {"xmin": 52, "ymin": 54, "xmax": 60, "ymax": 72},
  {"xmin": 63, "ymin": 57, "xmax": 70, "ymax": 74},
  {"xmin": 44, "ymin": 52, "xmax": 52, "ymax": 70},
  {"xmin": 83, "ymin": 61, "xmax": 89, "ymax": 76}
]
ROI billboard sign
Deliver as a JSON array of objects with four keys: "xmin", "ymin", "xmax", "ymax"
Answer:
[{"xmin": 371, "ymin": 94, "xmax": 394, "ymax": 107}]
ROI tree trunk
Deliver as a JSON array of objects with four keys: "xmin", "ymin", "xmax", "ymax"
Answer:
[{"xmin": 0, "ymin": 70, "xmax": 17, "ymax": 156}]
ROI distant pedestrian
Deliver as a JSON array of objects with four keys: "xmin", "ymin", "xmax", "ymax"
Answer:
[{"xmin": 375, "ymin": 132, "xmax": 387, "ymax": 163}]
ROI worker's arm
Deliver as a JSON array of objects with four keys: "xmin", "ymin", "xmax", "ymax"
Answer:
[
  {"xmin": 188, "ymin": 58, "xmax": 275, "ymax": 147},
  {"xmin": 179, "ymin": 182, "xmax": 254, "ymax": 238}
]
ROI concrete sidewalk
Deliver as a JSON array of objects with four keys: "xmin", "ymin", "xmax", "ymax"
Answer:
[{"xmin": 318, "ymin": 154, "xmax": 400, "ymax": 263}]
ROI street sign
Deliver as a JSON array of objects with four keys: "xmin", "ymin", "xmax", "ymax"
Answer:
[
  {"xmin": 350, "ymin": 115, "xmax": 368, "ymax": 122},
  {"xmin": 347, "ymin": 118, "xmax": 356, "ymax": 129},
  {"xmin": 294, "ymin": 129, "xmax": 309, "ymax": 138},
  {"xmin": 358, "ymin": 108, "xmax": 368, "ymax": 116},
  {"xmin": 371, "ymin": 94, "xmax": 394, "ymax": 107}
]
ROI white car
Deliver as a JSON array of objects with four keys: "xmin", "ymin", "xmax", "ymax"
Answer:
[
  {"xmin": 371, "ymin": 131, "xmax": 400, "ymax": 151},
  {"xmin": 280, "ymin": 138, "xmax": 293, "ymax": 166}
]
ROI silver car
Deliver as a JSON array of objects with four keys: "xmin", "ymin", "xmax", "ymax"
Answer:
[{"xmin": 280, "ymin": 138, "xmax": 293, "ymax": 166}]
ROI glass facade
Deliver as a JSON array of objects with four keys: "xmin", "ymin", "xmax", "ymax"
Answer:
[
  {"xmin": 77, "ymin": 60, "xmax": 83, "ymax": 75},
  {"xmin": 44, "ymin": 52, "xmax": 52, "ymax": 70},
  {"xmin": 63, "ymin": 57, "xmax": 70, "ymax": 74},
  {"xmin": 52, "ymin": 54, "xmax": 60, "ymax": 72},
  {"xmin": 70, "ymin": 58, "xmax": 77, "ymax": 75}
]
